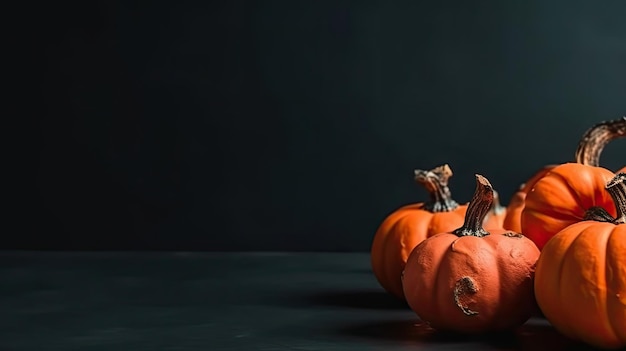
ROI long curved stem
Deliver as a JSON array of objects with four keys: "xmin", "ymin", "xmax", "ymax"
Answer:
[
  {"xmin": 574, "ymin": 117, "xmax": 626, "ymax": 166},
  {"xmin": 453, "ymin": 174, "xmax": 493, "ymax": 237},
  {"xmin": 414, "ymin": 164, "xmax": 459, "ymax": 212}
]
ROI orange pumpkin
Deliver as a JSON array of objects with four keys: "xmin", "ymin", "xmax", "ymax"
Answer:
[
  {"xmin": 534, "ymin": 172, "xmax": 626, "ymax": 350},
  {"xmin": 521, "ymin": 163, "xmax": 617, "ymax": 250},
  {"xmin": 371, "ymin": 164, "xmax": 468, "ymax": 299},
  {"xmin": 502, "ymin": 165, "xmax": 556, "ymax": 232},
  {"xmin": 402, "ymin": 174, "xmax": 540, "ymax": 333},
  {"xmin": 504, "ymin": 117, "xmax": 626, "ymax": 233}
]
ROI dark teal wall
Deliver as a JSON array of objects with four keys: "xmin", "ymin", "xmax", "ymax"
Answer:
[{"xmin": 24, "ymin": 0, "xmax": 626, "ymax": 250}]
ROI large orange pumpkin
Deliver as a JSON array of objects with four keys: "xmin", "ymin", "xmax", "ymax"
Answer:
[
  {"xmin": 504, "ymin": 117, "xmax": 626, "ymax": 232},
  {"xmin": 370, "ymin": 164, "xmax": 468, "ymax": 299},
  {"xmin": 402, "ymin": 174, "xmax": 540, "ymax": 333},
  {"xmin": 521, "ymin": 163, "xmax": 617, "ymax": 250},
  {"xmin": 534, "ymin": 172, "xmax": 626, "ymax": 349}
]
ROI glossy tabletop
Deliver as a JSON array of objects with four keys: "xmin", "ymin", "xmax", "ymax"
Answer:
[{"xmin": 0, "ymin": 252, "xmax": 612, "ymax": 350}]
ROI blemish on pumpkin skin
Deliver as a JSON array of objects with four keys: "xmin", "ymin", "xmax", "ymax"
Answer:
[
  {"xmin": 451, "ymin": 238, "xmax": 460, "ymax": 252},
  {"xmin": 503, "ymin": 232, "xmax": 523, "ymax": 238},
  {"xmin": 454, "ymin": 276, "xmax": 479, "ymax": 316}
]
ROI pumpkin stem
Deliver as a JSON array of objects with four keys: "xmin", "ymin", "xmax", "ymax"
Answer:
[
  {"xmin": 453, "ymin": 174, "xmax": 492, "ymax": 237},
  {"xmin": 606, "ymin": 172, "xmax": 626, "ymax": 224},
  {"xmin": 414, "ymin": 164, "xmax": 459, "ymax": 212},
  {"xmin": 583, "ymin": 206, "xmax": 617, "ymax": 223},
  {"xmin": 574, "ymin": 116, "xmax": 626, "ymax": 166}
]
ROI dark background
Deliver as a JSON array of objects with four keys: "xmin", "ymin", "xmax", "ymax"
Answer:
[{"xmin": 15, "ymin": 0, "xmax": 626, "ymax": 251}]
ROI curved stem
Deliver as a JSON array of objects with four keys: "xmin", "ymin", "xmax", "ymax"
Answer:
[
  {"xmin": 584, "ymin": 173, "xmax": 626, "ymax": 224},
  {"xmin": 574, "ymin": 117, "xmax": 626, "ymax": 166},
  {"xmin": 453, "ymin": 174, "xmax": 492, "ymax": 237},
  {"xmin": 606, "ymin": 173, "xmax": 626, "ymax": 224},
  {"xmin": 414, "ymin": 164, "xmax": 459, "ymax": 212}
]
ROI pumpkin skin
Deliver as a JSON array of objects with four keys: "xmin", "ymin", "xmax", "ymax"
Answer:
[
  {"xmin": 402, "ymin": 174, "xmax": 540, "ymax": 333},
  {"xmin": 371, "ymin": 202, "xmax": 467, "ymax": 299},
  {"xmin": 371, "ymin": 164, "xmax": 468, "ymax": 299},
  {"xmin": 534, "ymin": 173, "xmax": 626, "ymax": 349},
  {"xmin": 521, "ymin": 163, "xmax": 617, "ymax": 250},
  {"xmin": 506, "ymin": 117, "xmax": 625, "ymax": 233},
  {"xmin": 502, "ymin": 165, "xmax": 556, "ymax": 232}
]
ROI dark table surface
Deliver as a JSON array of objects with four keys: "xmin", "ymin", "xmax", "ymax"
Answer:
[{"xmin": 0, "ymin": 251, "xmax": 612, "ymax": 351}]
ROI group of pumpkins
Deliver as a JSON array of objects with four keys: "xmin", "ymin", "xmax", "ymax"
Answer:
[{"xmin": 370, "ymin": 117, "xmax": 626, "ymax": 349}]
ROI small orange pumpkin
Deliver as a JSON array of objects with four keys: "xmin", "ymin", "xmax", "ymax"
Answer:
[
  {"xmin": 371, "ymin": 164, "xmax": 468, "ymax": 299},
  {"xmin": 521, "ymin": 163, "xmax": 616, "ymax": 250},
  {"xmin": 504, "ymin": 117, "xmax": 626, "ymax": 233},
  {"xmin": 402, "ymin": 174, "xmax": 540, "ymax": 333},
  {"xmin": 534, "ymin": 172, "xmax": 626, "ymax": 350}
]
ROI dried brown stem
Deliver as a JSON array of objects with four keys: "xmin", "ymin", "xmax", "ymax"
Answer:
[
  {"xmin": 574, "ymin": 117, "xmax": 626, "ymax": 166},
  {"xmin": 453, "ymin": 174, "xmax": 493, "ymax": 237},
  {"xmin": 584, "ymin": 173, "xmax": 626, "ymax": 224},
  {"xmin": 414, "ymin": 164, "xmax": 460, "ymax": 212}
]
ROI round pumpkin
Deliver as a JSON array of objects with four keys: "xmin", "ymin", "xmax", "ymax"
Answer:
[
  {"xmin": 371, "ymin": 164, "xmax": 468, "ymax": 299},
  {"xmin": 504, "ymin": 117, "xmax": 626, "ymax": 233},
  {"xmin": 534, "ymin": 172, "xmax": 626, "ymax": 349},
  {"xmin": 402, "ymin": 174, "xmax": 540, "ymax": 333},
  {"xmin": 521, "ymin": 163, "xmax": 617, "ymax": 250}
]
